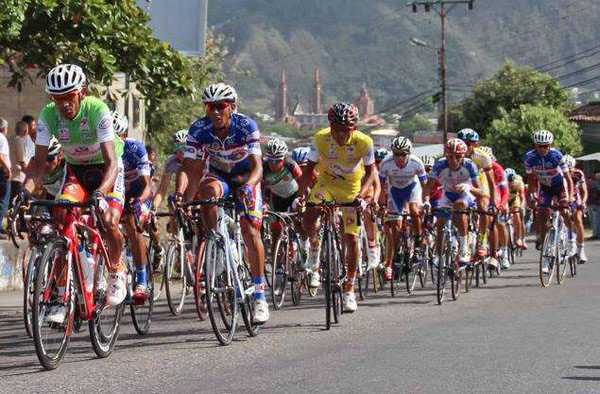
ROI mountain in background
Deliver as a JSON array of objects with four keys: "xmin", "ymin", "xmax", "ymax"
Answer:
[{"xmin": 207, "ymin": 0, "xmax": 600, "ymax": 115}]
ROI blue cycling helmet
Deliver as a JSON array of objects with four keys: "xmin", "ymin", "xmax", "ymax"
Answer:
[
  {"xmin": 457, "ymin": 128, "xmax": 479, "ymax": 142},
  {"xmin": 291, "ymin": 147, "xmax": 310, "ymax": 164}
]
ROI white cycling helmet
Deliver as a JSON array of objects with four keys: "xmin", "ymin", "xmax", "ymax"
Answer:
[
  {"xmin": 420, "ymin": 155, "xmax": 435, "ymax": 167},
  {"xmin": 111, "ymin": 111, "xmax": 129, "ymax": 136},
  {"xmin": 391, "ymin": 136, "xmax": 412, "ymax": 154},
  {"xmin": 504, "ymin": 168, "xmax": 516, "ymax": 180},
  {"xmin": 533, "ymin": 129, "xmax": 554, "ymax": 144},
  {"xmin": 202, "ymin": 82, "xmax": 238, "ymax": 103},
  {"xmin": 265, "ymin": 138, "xmax": 288, "ymax": 159},
  {"xmin": 45, "ymin": 64, "xmax": 86, "ymax": 95},
  {"xmin": 173, "ymin": 129, "xmax": 188, "ymax": 144},
  {"xmin": 563, "ymin": 154, "xmax": 576, "ymax": 169},
  {"xmin": 47, "ymin": 136, "xmax": 62, "ymax": 157}
]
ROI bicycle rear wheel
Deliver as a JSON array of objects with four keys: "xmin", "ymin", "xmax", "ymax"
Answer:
[
  {"xmin": 556, "ymin": 230, "xmax": 568, "ymax": 284},
  {"xmin": 89, "ymin": 254, "xmax": 125, "ymax": 359},
  {"xmin": 451, "ymin": 266, "xmax": 461, "ymax": 301},
  {"xmin": 165, "ymin": 241, "xmax": 187, "ymax": 316},
  {"xmin": 204, "ymin": 238, "xmax": 238, "ymax": 345},
  {"xmin": 271, "ymin": 236, "xmax": 288, "ymax": 310},
  {"xmin": 405, "ymin": 256, "xmax": 418, "ymax": 294},
  {"xmin": 32, "ymin": 238, "xmax": 73, "ymax": 370},
  {"xmin": 539, "ymin": 230, "xmax": 556, "ymax": 287},
  {"xmin": 130, "ymin": 252, "xmax": 154, "ymax": 335}
]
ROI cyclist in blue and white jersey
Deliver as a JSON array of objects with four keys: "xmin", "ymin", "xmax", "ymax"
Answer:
[
  {"xmin": 151, "ymin": 130, "xmax": 187, "ymax": 212},
  {"xmin": 426, "ymin": 138, "xmax": 484, "ymax": 267},
  {"xmin": 524, "ymin": 130, "xmax": 575, "ymax": 260},
  {"xmin": 378, "ymin": 137, "xmax": 427, "ymax": 281},
  {"xmin": 113, "ymin": 111, "xmax": 153, "ymax": 300},
  {"xmin": 175, "ymin": 82, "xmax": 269, "ymax": 324}
]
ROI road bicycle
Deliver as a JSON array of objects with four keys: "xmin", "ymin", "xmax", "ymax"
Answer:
[
  {"xmin": 539, "ymin": 204, "xmax": 570, "ymax": 287},
  {"xmin": 23, "ymin": 199, "xmax": 125, "ymax": 370}
]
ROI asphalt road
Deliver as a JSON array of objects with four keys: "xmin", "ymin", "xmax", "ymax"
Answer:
[{"xmin": 2, "ymin": 238, "xmax": 600, "ymax": 393}]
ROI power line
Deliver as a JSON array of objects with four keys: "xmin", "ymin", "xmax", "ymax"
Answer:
[{"xmin": 536, "ymin": 43, "xmax": 600, "ymax": 71}]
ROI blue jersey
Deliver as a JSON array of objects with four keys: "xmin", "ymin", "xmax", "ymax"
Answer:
[
  {"xmin": 524, "ymin": 148, "xmax": 567, "ymax": 187},
  {"xmin": 429, "ymin": 158, "xmax": 479, "ymax": 190},
  {"xmin": 122, "ymin": 138, "xmax": 151, "ymax": 192},
  {"xmin": 184, "ymin": 113, "xmax": 261, "ymax": 177}
]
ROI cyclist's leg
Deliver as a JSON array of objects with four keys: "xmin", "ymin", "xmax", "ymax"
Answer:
[
  {"xmin": 304, "ymin": 182, "xmax": 331, "ymax": 281},
  {"xmin": 124, "ymin": 196, "xmax": 150, "ymax": 298},
  {"xmin": 573, "ymin": 206, "xmax": 586, "ymax": 262},
  {"xmin": 448, "ymin": 191, "xmax": 472, "ymax": 265},
  {"xmin": 363, "ymin": 187, "xmax": 380, "ymax": 269},
  {"xmin": 537, "ymin": 185, "xmax": 553, "ymax": 244}
]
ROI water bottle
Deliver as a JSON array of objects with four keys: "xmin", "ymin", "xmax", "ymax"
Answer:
[{"xmin": 79, "ymin": 244, "xmax": 95, "ymax": 293}]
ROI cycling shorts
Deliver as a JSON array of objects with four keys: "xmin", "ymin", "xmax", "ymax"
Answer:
[
  {"xmin": 436, "ymin": 190, "xmax": 476, "ymax": 220},
  {"xmin": 385, "ymin": 182, "xmax": 422, "ymax": 222},
  {"xmin": 270, "ymin": 193, "xmax": 297, "ymax": 213},
  {"xmin": 539, "ymin": 181, "xmax": 567, "ymax": 208},
  {"xmin": 203, "ymin": 172, "xmax": 263, "ymax": 227},
  {"xmin": 57, "ymin": 160, "xmax": 125, "ymax": 211},
  {"xmin": 308, "ymin": 180, "xmax": 360, "ymax": 236}
]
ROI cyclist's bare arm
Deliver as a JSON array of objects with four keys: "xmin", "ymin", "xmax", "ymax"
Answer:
[
  {"xmin": 469, "ymin": 178, "xmax": 484, "ymax": 199},
  {"xmin": 178, "ymin": 158, "xmax": 204, "ymax": 201},
  {"xmin": 526, "ymin": 173, "xmax": 539, "ymax": 202},
  {"xmin": 98, "ymin": 140, "xmax": 118, "ymax": 195},
  {"xmin": 580, "ymin": 178, "xmax": 589, "ymax": 205},
  {"xmin": 372, "ymin": 168, "xmax": 382, "ymax": 203},
  {"xmin": 359, "ymin": 163, "xmax": 376, "ymax": 198},
  {"xmin": 137, "ymin": 174, "xmax": 153, "ymax": 202},
  {"xmin": 246, "ymin": 154, "xmax": 263, "ymax": 188},
  {"xmin": 151, "ymin": 171, "xmax": 173, "ymax": 209},
  {"xmin": 484, "ymin": 168, "xmax": 496, "ymax": 203},
  {"xmin": 297, "ymin": 160, "xmax": 317, "ymax": 198},
  {"xmin": 564, "ymin": 170, "xmax": 574, "ymax": 201},
  {"xmin": 23, "ymin": 144, "xmax": 49, "ymax": 193}
]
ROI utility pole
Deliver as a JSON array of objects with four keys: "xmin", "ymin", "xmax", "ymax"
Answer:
[{"xmin": 408, "ymin": 0, "xmax": 474, "ymax": 144}]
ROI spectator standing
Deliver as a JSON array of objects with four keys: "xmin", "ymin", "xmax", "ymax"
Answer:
[
  {"xmin": 0, "ymin": 118, "xmax": 11, "ymax": 237},
  {"xmin": 587, "ymin": 170, "xmax": 600, "ymax": 239},
  {"xmin": 21, "ymin": 114, "xmax": 36, "ymax": 164},
  {"xmin": 9, "ymin": 121, "xmax": 30, "ymax": 203}
]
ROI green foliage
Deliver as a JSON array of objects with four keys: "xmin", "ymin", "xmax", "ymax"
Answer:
[
  {"xmin": 397, "ymin": 114, "xmax": 434, "ymax": 135},
  {"xmin": 486, "ymin": 104, "xmax": 582, "ymax": 173},
  {"xmin": 0, "ymin": 0, "xmax": 191, "ymax": 105},
  {"xmin": 460, "ymin": 61, "xmax": 571, "ymax": 136}
]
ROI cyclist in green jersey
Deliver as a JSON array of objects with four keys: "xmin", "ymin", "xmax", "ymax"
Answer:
[{"xmin": 18, "ymin": 64, "xmax": 127, "ymax": 320}]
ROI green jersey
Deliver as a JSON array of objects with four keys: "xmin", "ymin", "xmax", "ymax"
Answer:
[{"xmin": 38, "ymin": 96, "xmax": 123, "ymax": 165}]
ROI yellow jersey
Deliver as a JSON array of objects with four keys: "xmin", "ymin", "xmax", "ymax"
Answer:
[{"xmin": 308, "ymin": 128, "xmax": 375, "ymax": 187}]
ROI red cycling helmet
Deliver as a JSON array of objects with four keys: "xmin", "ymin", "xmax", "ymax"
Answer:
[
  {"xmin": 328, "ymin": 102, "xmax": 359, "ymax": 126},
  {"xmin": 445, "ymin": 138, "xmax": 468, "ymax": 154}
]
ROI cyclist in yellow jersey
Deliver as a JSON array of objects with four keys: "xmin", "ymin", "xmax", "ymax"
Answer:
[
  {"xmin": 296, "ymin": 103, "xmax": 376, "ymax": 313},
  {"xmin": 505, "ymin": 168, "xmax": 527, "ymax": 249},
  {"xmin": 457, "ymin": 129, "xmax": 496, "ymax": 258}
]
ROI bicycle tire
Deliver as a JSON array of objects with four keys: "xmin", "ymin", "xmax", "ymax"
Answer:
[
  {"xmin": 451, "ymin": 267, "xmax": 461, "ymax": 301},
  {"xmin": 569, "ymin": 256, "xmax": 577, "ymax": 277},
  {"xmin": 130, "ymin": 250, "xmax": 155, "ymax": 335},
  {"xmin": 204, "ymin": 238, "xmax": 238, "ymax": 345},
  {"xmin": 89, "ymin": 253, "xmax": 125, "ymax": 359},
  {"xmin": 165, "ymin": 241, "xmax": 186, "ymax": 316},
  {"xmin": 32, "ymin": 238, "xmax": 73, "ymax": 370},
  {"xmin": 539, "ymin": 230, "xmax": 556, "ymax": 287},
  {"xmin": 239, "ymin": 260, "xmax": 260, "ymax": 337},
  {"xmin": 23, "ymin": 249, "xmax": 39, "ymax": 338},
  {"xmin": 148, "ymin": 238, "xmax": 165, "ymax": 302},
  {"xmin": 193, "ymin": 240, "xmax": 208, "ymax": 321},
  {"xmin": 322, "ymin": 236, "xmax": 333, "ymax": 330},
  {"xmin": 271, "ymin": 236, "xmax": 288, "ymax": 310},
  {"xmin": 418, "ymin": 244, "xmax": 428, "ymax": 288},
  {"xmin": 465, "ymin": 264, "xmax": 473, "ymax": 293},
  {"xmin": 291, "ymin": 268, "xmax": 304, "ymax": 305},
  {"xmin": 436, "ymin": 232, "xmax": 448, "ymax": 305},
  {"xmin": 405, "ymin": 256, "xmax": 418, "ymax": 294}
]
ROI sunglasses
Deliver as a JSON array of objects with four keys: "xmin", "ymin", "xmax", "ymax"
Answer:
[
  {"xmin": 51, "ymin": 91, "xmax": 78, "ymax": 102},
  {"xmin": 535, "ymin": 144, "xmax": 551, "ymax": 149},
  {"xmin": 447, "ymin": 153, "xmax": 464, "ymax": 159},
  {"xmin": 393, "ymin": 152, "xmax": 409, "ymax": 157},
  {"xmin": 266, "ymin": 157, "xmax": 284, "ymax": 163},
  {"xmin": 205, "ymin": 102, "xmax": 231, "ymax": 112}
]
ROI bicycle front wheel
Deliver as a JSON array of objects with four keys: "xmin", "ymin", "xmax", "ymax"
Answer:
[
  {"xmin": 23, "ymin": 248, "xmax": 40, "ymax": 338},
  {"xmin": 204, "ymin": 238, "xmax": 238, "ymax": 345},
  {"xmin": 271, "ymin": 236, "xmax": 289, "ymax": 310},
  {"xmin": 89, "ymin": 254, "xmax": 125, "ymax": 359},
  {"xmin": 539, "ymin": 230, "xmax": 556, "ymax": 287},
  {"xmin": 32, "ymin": 238, "xmax": 73, "ymax": 370},
  {"xmin": 131, "ymin": 252, "xmax": 155, "ymax": 335},
  {"xmin": 165, "ymin": 241, "xmax": 187, "ymax": 316}
]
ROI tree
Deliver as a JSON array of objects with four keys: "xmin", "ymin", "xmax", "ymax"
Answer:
[
  {"xmin": 397, "ymin": 114, "xmax": 434, "ymax": 135},
  {"xmin": 460, "ymin": 60, "xmax": 571, "ymax": 137},
  {"xmin": 485, "ymin": 104, "xmax": 582, "ymax": 173},
  {"xmin": 0, "ymin": 0, "xmax": 191, "ymax": 108}
]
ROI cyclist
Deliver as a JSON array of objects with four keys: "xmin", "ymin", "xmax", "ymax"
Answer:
[
  {"xmin": 40, "ymin": 137, "xmax": 66, "ymax": 199},
  {"xmin": 262, "ymin": 138, "xmax": 303, "ymax": 264},
  {"xmin": 19, "ymin": 64, "xmax": 126, "ymax": 321},
  {"xmin": 176, "ymin": 82, "xmax": 270, "ymax": 324},
  {"xmin": 505, "ymin": 168, "xmax": 527, "ymax": 250},
  {"xmin": 114, "ymin": 111, "xmax": 153, "ymax": 300},
  {"xmin": 564, "ymin": 154, "xmax": 588, "ymax": 263},
  {"xmin": 524, "ymin": 130, "xmax": 574, "ymax": 272},
  {"xmin": 426, "ymin": 138, "xmax": 484, "ymax": 267},
  {"xmin": 457, "ymin": 129, "xmax": 496, "ymax": 259},
  {"xmin": 379, "ymin": 137, "xmax": 427, "ymax": 281},
  {"xmin": 296, "ymin": 102, "xmax": 376, "ymax": 312},
  {"xmin": 479, "ymin": 146, "xmax": 510, "ymax": 269},
  {"xmin": 151, "ymin": 130, "xmax": 188, "ymax": 211}
]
